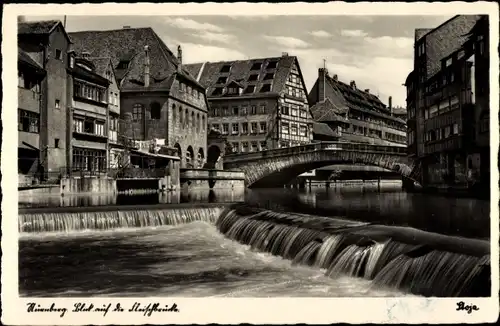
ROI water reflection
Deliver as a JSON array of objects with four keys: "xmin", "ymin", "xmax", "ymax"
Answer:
[
  {"xmin": 18, "ymin": 188, "xmax": 246, "ymax": 209},
  {"xmin": 246, "ymin": 187, "xmax": 490, "ymax": 240}
]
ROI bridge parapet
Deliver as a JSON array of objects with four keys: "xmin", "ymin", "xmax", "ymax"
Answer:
[{"xmin": 224, "ymin": 141, "xmax": 407, "ymax": 164}]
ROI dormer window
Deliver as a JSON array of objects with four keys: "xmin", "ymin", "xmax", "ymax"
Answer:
[
  {"xmin": 248, "ymin": 74, "xmax": 258, "ymax": 82},
  {"xmin": 227, "ymin": 86, "xmax": 239, "ymax": 95},
  {"xmin": 445, "ymin": 57, "xmax": 453, "ymax": 67},
  {"xmin": 251, "ymin": 62, "xmax": 262, "ymax": 70},
  {"xmin": 212, "ymin": 87, "xmax": 224, "ymax": 96},
  {"xmin": 106, "ymin": 70, "xmax": 112, "ymax": 80},
  {"xmin": 244, "ymin": 85, "xmax": 255, "ymax": 94},
  {"xmin": 117, "ymin": 61, "xmax": 129, "ymax": 70},
  {"xmin": 260, "ymin": 84, "xmax": 271, "ymax": 93},
  {"xmin": 267, "ymin": 61, "xmax": 278, "ymax": 69},
  {"xmin": 217, "ymin": 76, "xmax": 228, "ymax": 84},
  {"xmin": 220, "ymin": 64, "xmax": 231, "ymax": 73},
  {"xmin": 263, "ymin": 73, "xmax": 274, "ymax": 81}
]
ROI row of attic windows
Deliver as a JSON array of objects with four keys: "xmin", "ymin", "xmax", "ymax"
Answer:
[
  {"xmin": 212, "ymin": 84, "xmax": 272, "ymax": 96},
  {"xmin": 216, "ymin": 73, "xmax": 274, "ymax": 85},
  {"xmin": 219, "ymin": 60, "xmax": 278, "ymax": 74}
]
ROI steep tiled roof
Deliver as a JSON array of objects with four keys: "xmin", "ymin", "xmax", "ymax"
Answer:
[
  {"xmin": 18, "ymin": 47, "xmax": 44, "ymax": 70},
  {"xmin": 85, "ymin": 57, "xmax": 112, "ymax": 78},
  {"xmin": 415, "ymin": 28, "xmax": 432, "ymax": 42},
  {"xmin": 185, "ymin": 55, "xmax": 297, "ymax": 97},
  {"xmin": 423, "ymin": 15, "xmax": 481, "ymax": 79},
  {"xmin": 310, "ymin": 98, "xmax": 348, "ymax": 122},
  {"xmin": 313, "ymin": 122, "xmax": 339, "ymax": 138},
  {"xmin": 18, "ymin": 20, "xmax": 59, "ymax": 35},
  {"xmin": 68, "ymin": 27, "xmax": 201, "ymax": 91}
]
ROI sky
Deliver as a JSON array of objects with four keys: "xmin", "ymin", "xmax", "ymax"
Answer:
[{"xmin": 24, "ymin": 14, "xmax": 452, "ymax": 107}]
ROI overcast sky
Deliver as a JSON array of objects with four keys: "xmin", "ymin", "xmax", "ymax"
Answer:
[{"xmin": 24, "ymin": 14, "xmax": 451, "ymax": 107}]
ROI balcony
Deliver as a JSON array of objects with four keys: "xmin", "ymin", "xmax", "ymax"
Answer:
[{"xmin": 18, "ymin": 87, "xmax": 40, "ymax": 112}]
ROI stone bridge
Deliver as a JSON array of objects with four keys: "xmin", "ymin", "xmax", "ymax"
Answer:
[{"xmin": 223, "ymin": 141, "xmax": 421, "ymax": 188}]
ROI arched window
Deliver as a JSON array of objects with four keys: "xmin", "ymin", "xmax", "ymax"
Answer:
[
  {"xmin": 150, "ymin": 102, "xmax": 161, "ymax": 120},
  {"xmin": 185, "ymin": 108, "xmax": 189, "ymax": 127},
  {"xmin": 202, "ymin": 115, "xmax": 205, "ymax": 131},
  {"xmin": 191, "ymin": 111, "xmax": 195, "ymax": 130},
  {"xmin": 196, "ymin": 113, "xmax": 200, "ymax": 132},
  {"xmin": 132, "ymin": 104, "xmax": 143, "ymax": 121},
  {"xmin": 172, "ymin": 104, "xmax": 176, "ymax": 123},
  {"xmin": 179, "ymin": 106, "xmax": 183, "ymax": 125}
]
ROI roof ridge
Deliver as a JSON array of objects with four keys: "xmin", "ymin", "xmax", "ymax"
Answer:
[
  {"xmin": 69, "ymin": 26, "xmax": 154, "ymax": 34},
  {"xmin": 186, "ymin": 55, "xmax": 296, "ymax": 66}
]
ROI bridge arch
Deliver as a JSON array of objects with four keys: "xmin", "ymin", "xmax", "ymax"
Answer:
[{"xmin": 223, "ymin": 142, "xmax": 420, "ymax": 188}]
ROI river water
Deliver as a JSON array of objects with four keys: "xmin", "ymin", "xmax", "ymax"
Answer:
[{"xmin": 19, "ymin": 185, "xmax": 490, "ymax": 297}]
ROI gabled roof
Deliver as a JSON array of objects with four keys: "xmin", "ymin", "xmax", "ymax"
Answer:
[
  {"xmin": 68, "ymin": 27, "xmax": 202, "ymax": 92},
  {"xmin": 313, "ymin": 122, "xmax": 339, "ymax": 138},
  {"xmin": 185, "ymin": 55, "xmax": 297, "ymax": 97},
  {"xmin": 310, "ymin": 98, "xmax": 348, "ymax": 122},
  {"xmin": 18, "ymin": 20, "xmax": 72, "ymax": 43},
  {"xmin": 18, "ymin": 47, "xmax": 44, "ymax": 71}
]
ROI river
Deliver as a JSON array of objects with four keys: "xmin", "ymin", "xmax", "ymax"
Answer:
[{"xmin": 18, "ymin": 185, "xmax": 490, "ymax": 297}]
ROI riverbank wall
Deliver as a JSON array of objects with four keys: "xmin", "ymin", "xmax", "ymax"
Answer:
[{"xmin": 180, "ymin": 169, "xmax": 245, "ymax": 191}]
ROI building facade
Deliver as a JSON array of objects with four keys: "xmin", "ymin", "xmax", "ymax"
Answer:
[
  {"xmin": 185, "ymin": 54, "xmax": 314, "ymax": 155},
  {"xmin": 405, "ymin": 15, "xmax": 488, "ymax": 190},
  {"xmin": 18, "ymin": 20, "xmax": 73, "ymax": 182},
  {"xmin": 69, "ymin": 27, "xmax": 209, "ymax": 169},
  {"xmin": 309, "ymin": 68, "xmax": 407, "ymax": 148}
]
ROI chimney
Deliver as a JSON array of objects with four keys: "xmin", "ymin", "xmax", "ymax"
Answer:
[
  {"xmin": 177, "ymin": 44, "xmax": 183, "ymax": 64},
  {"xmin": 318, "ymin": 68, "xmax": 329, "ymax": 102},
  {"xmin": 388, "ymin": 96, "xmax": 393, "ymax": 115},
  {"xmin": 364, "ymin": 89, "xmax": 370, "ymax": 94},
  {"xmin": 333, "ymin": 74, "xmax": 338, "ymax": 81},
  {"xmin": 350, "ymin": 80, "xmax": 356, "ymax": 89},
  {"xmin": 144, "ymin": 45, "xmax": 150, "ymax": 88}
]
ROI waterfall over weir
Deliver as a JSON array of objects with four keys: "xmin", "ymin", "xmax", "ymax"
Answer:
[
  {"xmin": 19, "ymin": 205, "xmax": 224, "ymax": 233},
  {"xmin": 215, "ymin": 205, "xmax": 491, "ymax": 297}
]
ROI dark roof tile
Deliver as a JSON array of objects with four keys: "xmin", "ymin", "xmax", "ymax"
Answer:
[
  {"xmin": 185, "ymin": 55, "xmax": 296, "ymax": 97},
  {"xmin": 18, "ymin": 47, "xmax": 43, "ymax": 70},
  {"xmin": 313, "ymin": 122, "xmax": 339, "ymax": 138},
  {"xmin": 18, "ymin": 20, "xmax": 60, "ymax": 35}
]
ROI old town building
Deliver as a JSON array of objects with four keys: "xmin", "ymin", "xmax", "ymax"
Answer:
[
  {"xmin": 18, "ymin": 20, "xmax": 73, "ymax": 183},
  {"xmin": 69, "ymin": 27, "xmax": 209, "ymax": 168},
  {"xmin": 405, "ymin": 15, "xmax": 488, "ymax": 190},
  {"xmin": 309, "ymin": 68, "xmax": 407, "ymax": 147},
  {"xmin": 185, "ymin": 54, "xmax": 314, "ymax": 155}
]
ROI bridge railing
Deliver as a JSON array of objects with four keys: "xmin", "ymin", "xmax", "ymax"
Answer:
[{"xmin": 224, "ymin": 141, "xmax": 407, "ymax": 163}]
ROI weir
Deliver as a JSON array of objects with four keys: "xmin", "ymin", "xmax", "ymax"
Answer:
[{"xmin": 19, "ymin": 203, "xmax": 490, "ymax": 297}]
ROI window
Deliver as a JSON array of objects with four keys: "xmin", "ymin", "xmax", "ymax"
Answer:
[
  {"xmin": 251, "ymin": 141, "xmax": 258, "ymax": 152},
  {"xmin": 251, "ymin": 62, "xmax": 262, "ymax": 70},
  {"xmin": 212, "ymin": 87, "xmax": 224, "ymax": 96},
  {"xmin": 300, "ymin": 125, "xmax": 307, "ymax": 137},
  {"xmin": 282, "ymin": 122, "xmax": 289, "ymax": 134},
  {"xmin": 267, "ymin": 61, "xmax": 278, "ymax": 69},
  {"xmin": 299, "ymin": 109, "xmax": 307, "ymax": 118},
  {"xmin": 69, "ymin": 56, "xmax": 75, "ymax": 68},
  {"xmin": 445, "ymin": 57, "xmax": 453, "ymax": 67},
  {"xmin": 191, "ymin": 111, "xmax": 195, "ymax": 129},
  {"xmin": 232, "ymin": 142, "xmax": 239, "ymax": 153},
  {"xmin": 84, "ymin": 118, "xmax": 94, "ymax": 134},
  {"xmin": 259, "ymin": 122, "xmax": 267, "ymax": 133},
  {"xmin": 251, "ymin": 105, "xmax": 257, "ymax": 115},
  {"xmin": 258, "ymin": 105, "xmax": 266, "ymax": 114},
  {"xmin": 72, "ymin": 147, "xmax": 106, "ymax": 172},
  {"xmin": 241, "ymin": 142, "xmax": 249, "ymax": 152},
  {"xmin": 222, "ymin": 107, "xmax": 229, "ymax": 116},
  {"xmin": 109, "ymin": 116, "xmax": 118, "ymax": 131},
  {"xmin": 217, "ymin": 76, "xmax": 228, "ymax": 84},
  {"xmin": 95, "ymin": 122, "xmax": 105, "ymax": 136},
  {"xmin": 251, "ymin": 122, "xmax": 258, "ymax": 133},
  {"xmin": 73, "ymin": 118, "xmax": 84, "ymax": 133},
  {"xmin": 240, "ymin": 106, "xmax": 248, "ymax": 116},
  {"xmin": 263, "ymin": 73, "xmax": 274, "ymax": 80},
  {"xmin": 248, "ymin": 74, "xmax": 258, "ymax": 81},
  {"xmin": 232, "ymin": 123, "xmax": 239, "ymax": 134},
  {"xmin": 197, "ymin": 113, "xmax": 201, "ymax": 132},
  {"xmin": 281, "ymin": 106, "xmax": 289, "ymax": 115},
  {"xmin": 202, "ymin": 115, "xmax": 205, "ymax": 131},
  {"xmin": 73, "ymin": 81, "xmax": 106, "ymax": 103},
  {"xmin": 55, "ymin": 99, "xmax": 60, "ymax": 109},
  {"xmin": 228, "ymin": 86, "xmax": 239, "ymax": 95},
  {"xmin": 132, "ymin": 104, "xmax": 143, "ymax": 121},
  {"xmin": 213, "ymin": 124, "xmax": 220, "ymax": 131},
  {"xmin": 55, "ymin": 49, "xmax": 62, "ymax": 60},
  {"xmin": 260, "ymin": 84, "xmax": 271, "ymax": 92},
  {"xmin": 232, "ymin": 107, "xmax": 239, "ymax": 115},
  {"xmin": 179, "ymin": 106, "xmax": 184, "ymax": 124},
  {"xmin": 291, "ymin": 124, "xmax": 298, "ymax": 135},
  {"xmin": 180, "ymin": 83, "xmax": 186, "ymax": 92},
  {"xmin": 150, "ymin": 102, "xmax": 161, "ymax": 120},
  {"xmin": 244, "ymin": 85, "xmax": 255, "ymax": 93},
  {"xmin": 185, "ymin": 108, "xmax": 189, "ymax": 127},
  {"xmin": 18, "ymin": 110, "xmax": 39, "ymax": 133},
  {"xmin": 241, "ymin": 123, "xmax": 248, "ymax": 134},
  {"xmin": 222, "ymin": 123, "xmax": 229, "ymax": 134},
  {"xmin": 220, "ymin": 65, "xmax": 231, "ymax": 73},
  {"xmin": 452, "ymin": 123, "xmax": 459, "ymax": 134},
  {"xmin": 291, "ymin": 107, "xmax": 298, "ymax": 117},
  {"xmin": 117, "ymin": 61, "xmax": 129, "ymax": 69},
  {"xmin": 260, "ymin": 141, "xmax": 267, "ymax": 151}
]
